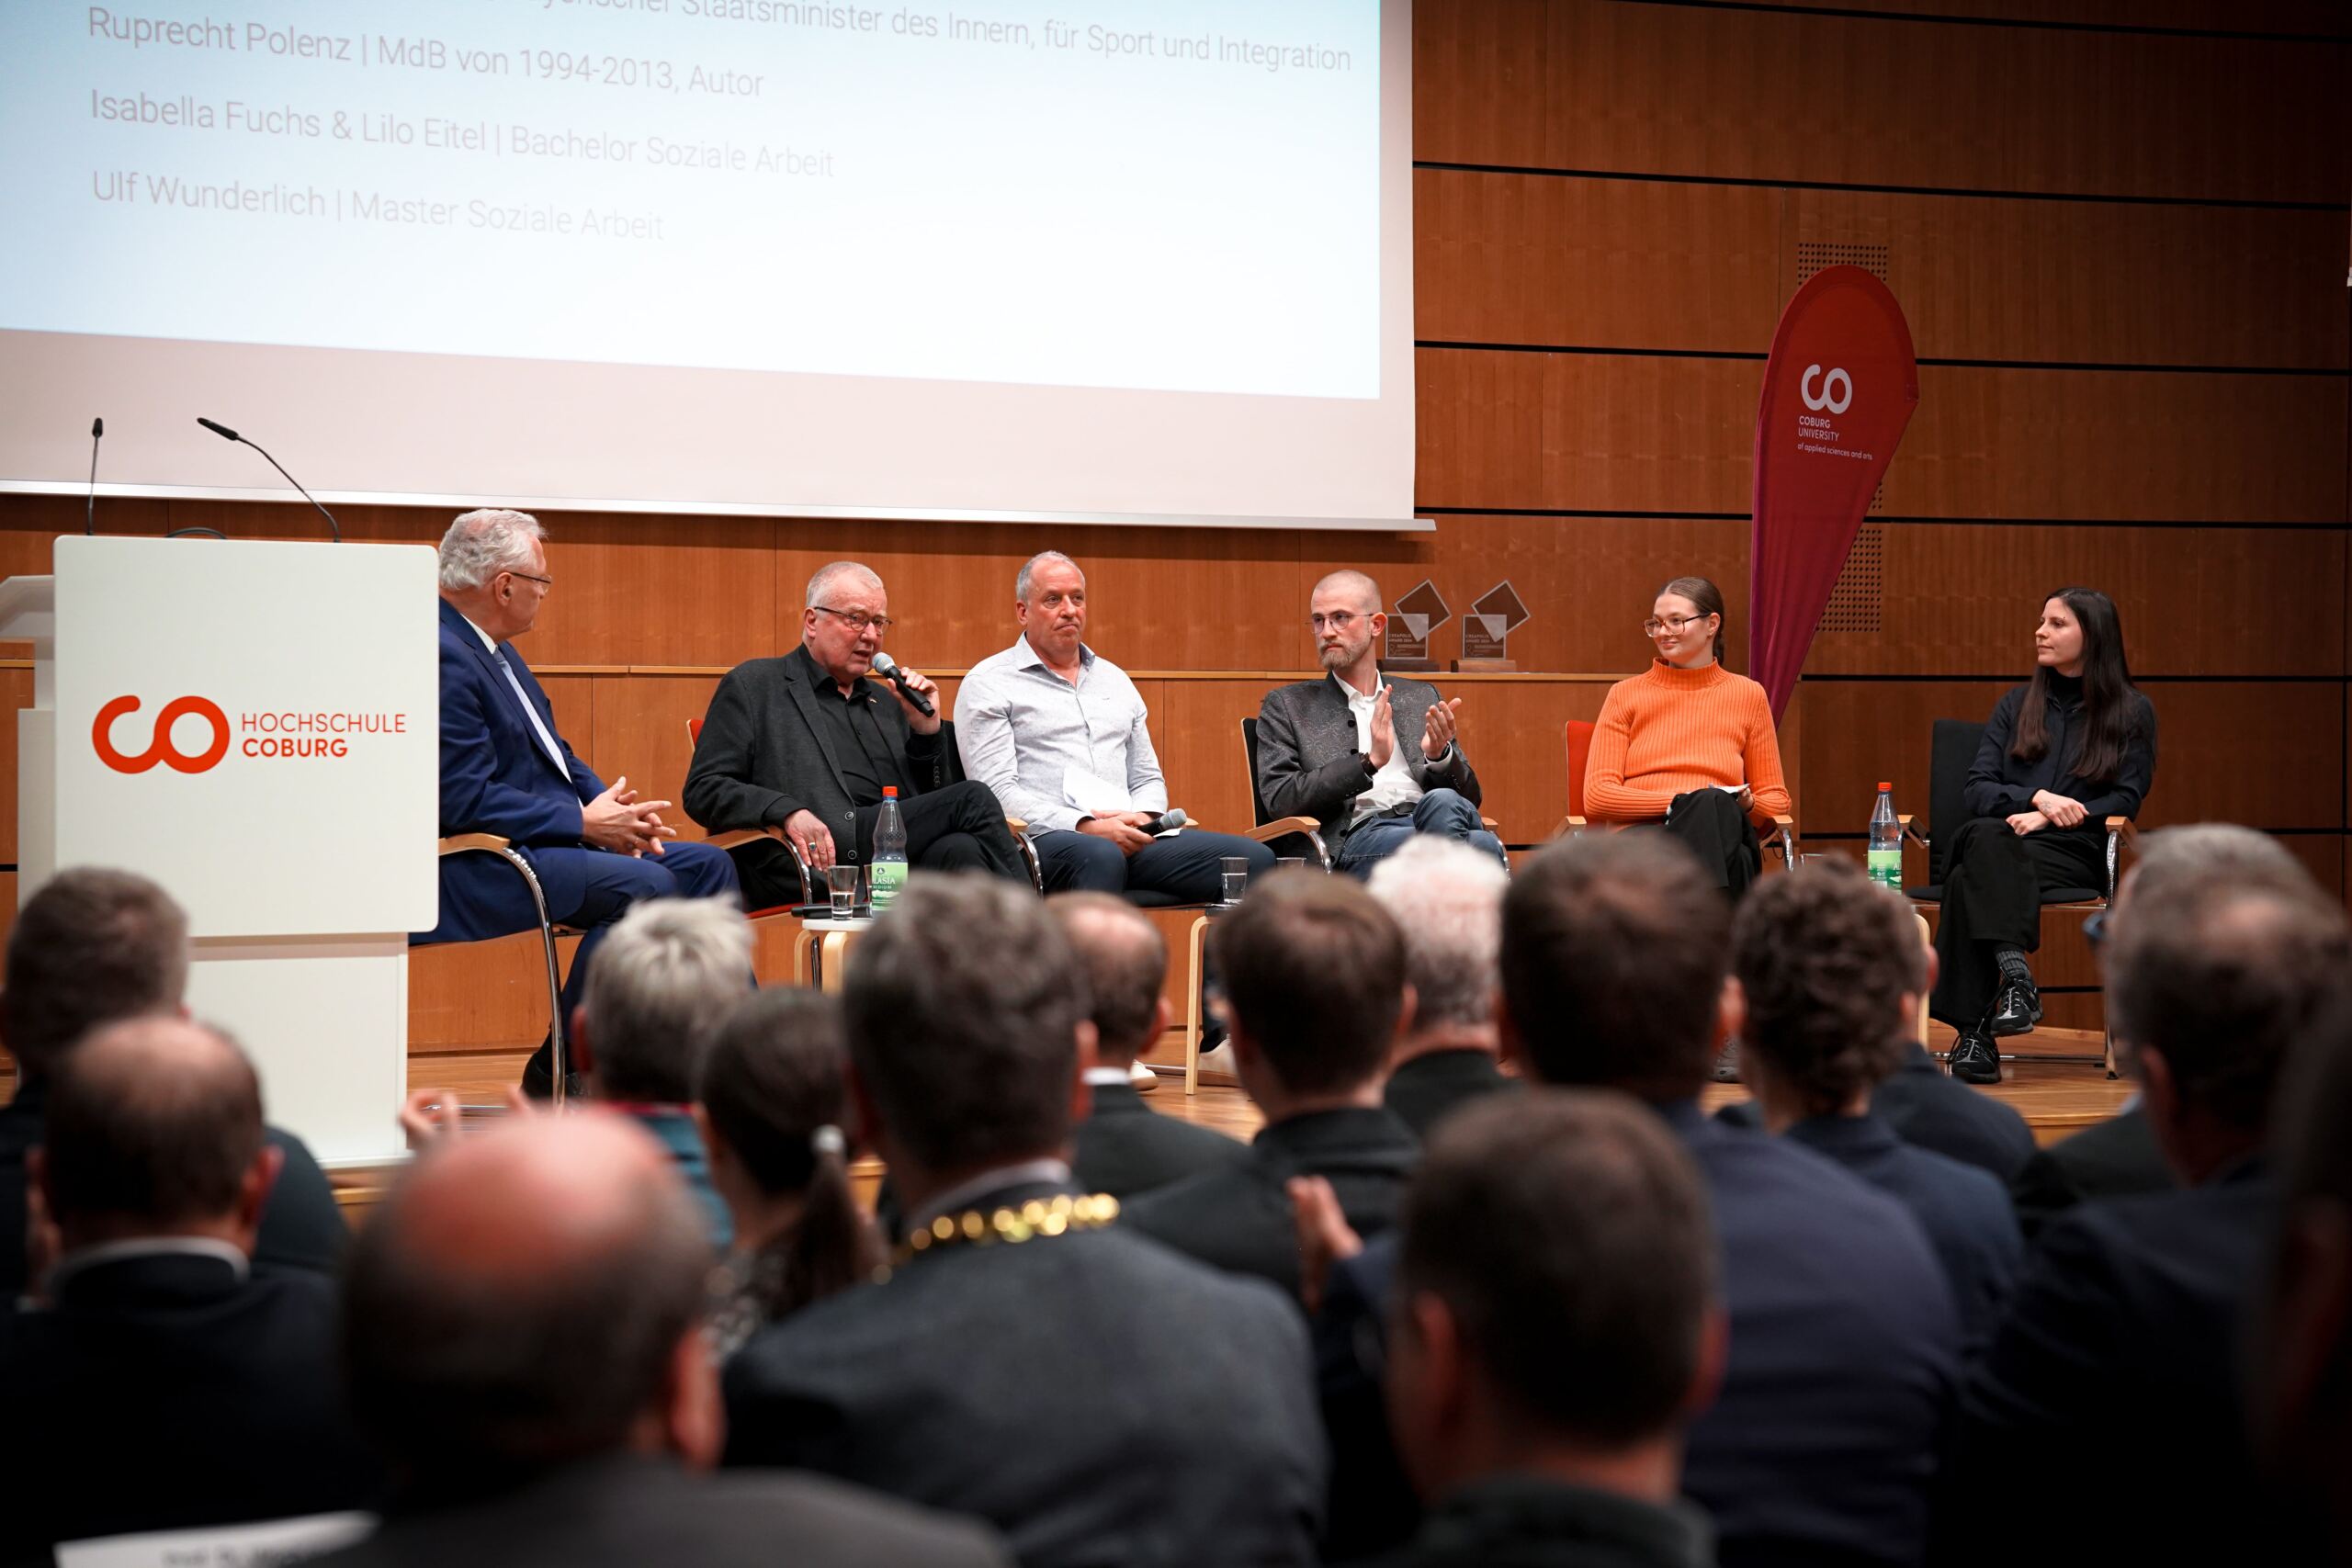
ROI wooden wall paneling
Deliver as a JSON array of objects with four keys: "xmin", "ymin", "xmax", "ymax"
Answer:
[
  {"xmin": 0, "ymin": 667, "xmax": 26, "ymax": 865},
  {"xmin": 1535, "ymin": 0, "xmax": 2346, "ymax": 201},
  {"xmin": 587, "ymin": 672, "xmax": 722, "ymax": 839},
  {"xmin": 0, "ymin": 872, "xmax": 14, "ymax": 988},
  {"xmin": 1804, "ymin": 525, "xmax": 2349, "ymax": 678},
  {"xmin": 1415, "ymin": 172, "xmax": 1782, "ymax": 352},
  {"xmin": 1685, "ymin": 0, "xmax": 2349, "ymax": 32},
  {"xmin": 1417, "ymin": 349, "xmax": 1762, "ymax": 513},
  {"xmin": 1791, "ymin": 192, "xmax": 2347, "ymax": 370},
  {"xmin": 523, "ymin": 513, "xmax": 775, "ymax": 669},
  {"xmin": 535, "ymin": 676, "xmax": 594, "ymax": 769},
  {"xmin": 1796, "ymin": 678, "xmax": 2346, "ymax": 832},
  {"xmin": 1412, "ymin": 0, "xmax": 1551, "ymax": 169},
  {"xmin": 1883, "ymin": 367, "xmax": 2346, "ymax": 523},
  {"xmin": 408, "ymin": 930, "xmax": 582, "ymax": 1054}
]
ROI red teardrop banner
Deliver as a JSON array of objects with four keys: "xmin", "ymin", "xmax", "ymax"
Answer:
[{"xmin": 1748, "ymin": 266, "xmax": 1920, "ymax": 719}]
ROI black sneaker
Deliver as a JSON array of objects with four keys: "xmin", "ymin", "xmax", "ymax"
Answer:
[
  {"xmin": 1947, "ymin": 1026, "xmax": 2001, "ymax": 1085},
  {"xmin": 1988, "ymin": 977, "xmax": 2042, "ymax": 1037}
]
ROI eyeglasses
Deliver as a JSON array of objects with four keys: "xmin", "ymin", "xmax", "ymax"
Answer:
[
  {"xmin": 813, "ymin": 604, "xmax": 894, "ymax": 634},
  {"xmin": 1643, "ymin": 613, "xmax": 1713, "ymax": 637},
  {"xmin": 506, "ymin": 570, "xmax": 553, "ymax": 591},
  {"xmin": 1309, "ymin": 612, "xmax": 1366, "ymax": 632}
]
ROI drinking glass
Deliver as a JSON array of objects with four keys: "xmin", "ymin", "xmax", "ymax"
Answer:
[
  {"xmin": 825, "ymin": 864, "xmax": 860, "ymax": 918},
  {"xmin": 1219, "ymin": 855, "xmax": 1250, "ymax": 905}
]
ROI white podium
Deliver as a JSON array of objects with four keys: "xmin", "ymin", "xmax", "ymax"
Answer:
[{"xmin": 2, "ymin": 536, "xmax": 439, "ymax": 1164}]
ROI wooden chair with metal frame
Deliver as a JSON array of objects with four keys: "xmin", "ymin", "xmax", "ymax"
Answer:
[
  {"xmin": 1561, "ymin": 718, "xmax": 1801, "ymax": 863},
  {"xmin": 1899, "ymin": 716, "xmax": 2133, "ymax": 1078},
  {"xmin": 431, "ymin": 835, "xmax": 578, "ymax": 1109}
]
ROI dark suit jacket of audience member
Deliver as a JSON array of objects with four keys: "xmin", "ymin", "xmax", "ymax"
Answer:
[
  {"xmin": 1122, "ymin": 1106, "xmax": 1420, "ymax": 1300},
  {"xmin": 724, "ymin": 1180, "xmax": 1327, "ymax": 1568},
  {"xmin": 0, "ymin": 1250, "xmax": 382, "ymax": 1559},
  {"xmin": 307, "ymin": 1453, "xmax": 1010, "ymax": 1568},
  {"xmin": 1362, "ymin": 1475, "xmax": 1713, "ymax": 1568},
  {"xmin": 1939, "ymin": 1157, "xmax": 2316, "ymax": 1562},
  {"xmin": 1383, "ymin": 1051, "xmax": 1516, "ymax": 1142},
  {"xmin": 1070, "ymin": 1080, "xmax": 1249, "ymax": 1201},
  {"xmin": 1322, "ymin": 1101, "xmax": 1956, "ymax": 1568},
  {"xmin": 1779, "ymin": 1113, "xmax": 2023, "ymax": 1352},
  {"xmin": 2007, "ymin": 1103, "xmax": 2170, "ymax": 1240},
  {"xmin": 1870, "ymin": 1043, "xmax": 2039, "ymax": 1183},
  {"xmin": 0, "ymin": 1080, "xmax": 346, "ymax": 1298}
]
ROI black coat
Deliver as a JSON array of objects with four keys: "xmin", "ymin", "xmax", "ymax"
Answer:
[
  {"xmin": 1122, "ymin": 1106, "xmax": 1420, "ymax": 1300},
  {"xmin": 1070, "ymin": 1081, "xmax": 1250, "ymax": 1201},
  {"xmin": 1255, "ymin": 673, "xmax": 1482, "ymax": 843},
  {"xmin": 1363, "ymin": 1476, "xmax": 1713, "ymax": 1568},
  {"xmin": 724, "ymin": 1179, "xmax": 1327, "ymax": 1568},
  {"xmin": 2007, "ymin": 1103, "xmax": 2172, "ymax": 1240},
  {"xmin": 1383, "ymin": 1050, "xmax": 1516, "ymax": 1142},
  {"xmin": 0, "ymin": 1078, "xmax": 346, "ymax": 1298},
  {"xmin": 310, "ymin": 1453, "xmax": 1010, "ymax": 1568},
  {"xmin": 1870, "ymin": 1043, "xmax": 2040, "ymax": 1183},
  {"xmin": 0, "ymin": 1250, "xmax": 383, "ymax": 1562},
  {"xmin": 1963, "ymin": 676, "xmax": 2155, "ymax": 833},
  {"xmin": 683, "ymin": 646, "xmax": 951, "ymax": 841}
]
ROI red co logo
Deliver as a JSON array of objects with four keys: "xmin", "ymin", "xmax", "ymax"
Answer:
[{"xmin": 93, "ymin": 695, "xmax": 232, "ymax": 774}]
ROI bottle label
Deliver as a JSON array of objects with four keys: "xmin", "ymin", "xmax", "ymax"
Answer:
[
  {"xmin": 868, "ymin": 860, "xmax": 909, "ymax": 911},
  {"xmin": 1867, "ymin": 848, "xmax": 1902, "ymax": 892}
]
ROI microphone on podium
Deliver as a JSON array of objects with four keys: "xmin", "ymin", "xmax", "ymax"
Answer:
[
  {"xmin": 867, "ymin": 650, "xmax": 935, "ymax": 717},
  {"xmin": 1135, "ymin": 807, "xmax": 1188, "ymax": 837},
  {"xmin": 197, "ymin": 416, "xmax": 343, "ymax": 542},
  {"xmin": 85, "ymin": 418, "xmax": 103, "ymax": 535}
]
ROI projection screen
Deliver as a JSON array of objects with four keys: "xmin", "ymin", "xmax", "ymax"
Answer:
[{"xmin": 0, "ymin": 0, "xmax": 1418, "ymax": 529}]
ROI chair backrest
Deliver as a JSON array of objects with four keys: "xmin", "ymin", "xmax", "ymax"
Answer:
[
  {"xmin": 1926, "ymin": 718, "xmax": 1986, "ymax": 886},
  {"xmin": 1565, "ymin": 720, "xmax": 1595, "ymax": 818},
  {"xmin": 686, "ymin": 716, "xmax": 703, "ymax": 748},
  {"xmin": 1240, "ymin": 716, "xmax": 1274, "ymax": 827}
]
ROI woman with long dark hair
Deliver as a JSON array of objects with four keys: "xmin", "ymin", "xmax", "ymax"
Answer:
[
  {"xmin": 1584, "ymin": 574, "xmax": 1793, "ymax": 897},
  {"xmin": 696, "ymin": 989, "xmax": 885, "ymax": 1356},
  {"xmin": 1937, "ymin": 588, "xmax": 2156, "ymax": 1084}
]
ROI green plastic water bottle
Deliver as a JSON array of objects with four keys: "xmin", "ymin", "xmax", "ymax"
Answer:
[
  {"xmin": 1868, "ymin": 783, "xmax": 1902, "ymax": 892},
  {"xmin": 869, "ymin": 786, "xmax": 909, "ymax": 912}
]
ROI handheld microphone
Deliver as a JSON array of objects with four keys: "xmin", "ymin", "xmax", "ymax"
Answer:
[
  {"xmin": 1135, "ymin": 807, "xmax": 1188, "ymax": 837},
  {"xmin": 85, "ymin": 418, "xmax": 103, "ymax": 535},
  {"xmin": 867, "ymin": 651, "xmax": 935, "ymax": 717},
  {"xmin": 196, "ymin": 416, "xmax": 342, "ymax": 542}
]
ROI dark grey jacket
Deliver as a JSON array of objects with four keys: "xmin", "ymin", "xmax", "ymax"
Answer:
[
  {"xmin": 683, "ymin": 646, "xmax": 952, "ymax": 845},
  {"xmin": 1254, "ymin": 672, "xmax": 1481, "ymax": 843}
]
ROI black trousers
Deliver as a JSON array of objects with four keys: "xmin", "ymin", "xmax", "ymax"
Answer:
[
  {"xmin": 1928, "ymin": 817, "xmax": 2107, "ymax": 1027},
  {"xmin": 1663, "ymin": 788, "xmax": 1764, "ymax": 898},
  {"xmin": 729, "ymin": 778, "xmax": 1029, "ymax": 908}
]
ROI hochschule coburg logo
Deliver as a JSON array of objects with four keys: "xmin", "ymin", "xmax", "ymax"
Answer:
[
  {"xmin": 1800, "ymin": 364, "xmax": 1853, "ymax": 414},
  {"xmin": 94, "ymin": 696, "xmax": 409, "ymax": 775}
]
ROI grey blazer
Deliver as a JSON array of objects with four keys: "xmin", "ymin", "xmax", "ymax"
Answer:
[
  {"xmin": 1254, "ymin": 672, "xmax": 1481, "ymax": 843},
  {"xmin": 683, "ymin": 647, "xmax": 953, "ymax": 848}
]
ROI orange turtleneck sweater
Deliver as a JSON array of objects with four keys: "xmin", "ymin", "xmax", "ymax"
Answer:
[{"xmin": 1583, "ymin": 660, "xmax": 1793, "ymax": 825}]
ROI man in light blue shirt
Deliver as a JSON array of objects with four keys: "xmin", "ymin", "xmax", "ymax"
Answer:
[{"xmin": 956, "ymin": 552, "xmax": 1273, "ymax": 901}]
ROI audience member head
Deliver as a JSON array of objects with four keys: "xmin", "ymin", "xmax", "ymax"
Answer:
[
  {"xmin": 2252, "ymin": 986, "xmax": 2352, "ymax": 1547},
  {"xmin": 576, "ymin": 897, "xmax": 754, "ymax": 1105},
  {"xmin": 1650, "ymin": 575, "xmax": 1726, "ymax": 666},
  {"xmin": 695, "ymin": 989, "xmax": 880, "ymax": 1313},
  {"xmin": 2106, "ymin": 872, "xmax": 2350, "ymax": 1184},
  {"xmin": 1388, "ymin": 1090, "xmax": 1723, "ymax": 1506},
  {"xmin": 1014, "ymin": 550, "xmax": 1087, "ymax": 666},
  {"xmin": 342, "ymin": 1113, "xmax": 721, "ymax": 1483},
  {"xmin": 1310, "ymin": 569, "xmax": 1385, "ymax": 678},
  {"xmin": 801, "ymin": 560, "xmax": 890, "ymax": 685},
  {"xmin": 1498, "ymin": 833, "xmax": 1731, "ymax": 1101},
  {"xmin": 1050, "ymin": 893, "xmax": 1170, "ymax": 1068},
  {"xmin": 1209, "ymin": 872, "xmax": 1408, "ymax": 1114},
  {"xmin": 35, "ymin": 1016, "xmax": 277, "ymax": 1257},
  {"xmin": 1730, "ymin": 863, "xmax": 1923, "ymax": 1127},
  {"xmin": 1367, "ymin": 836, "xmax": 1508, "ymax": 1057},
  {"xmin": 1, "ymin": 867, "xmax": 188, "ymax": 1082},
  {"xmin": 436, "ymin": 508, "xmax": 549, "ymax": 642},
  {"xmin": 2114, "ymin": 823, "xmax": 2311, "ymax": 920},
  {"xmin": 842, "ymin": 874, "xmax": 1094, "ymax": 1202}
]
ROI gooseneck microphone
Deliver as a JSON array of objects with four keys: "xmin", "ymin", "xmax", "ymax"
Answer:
[
  {"xmin": 1135, "ymin": 807, "xmax": 1188, "ymax": 837},
  {"xmin": 85, "ymin": 418, "xmax": 103, "ymax": 535},
  {"xmin": 196, "ymin": 416, "xmax": 342, "ymax": 542},
  {"xmin": 867, "ymin": 650, "xmax": 935, "ymax": 717}
]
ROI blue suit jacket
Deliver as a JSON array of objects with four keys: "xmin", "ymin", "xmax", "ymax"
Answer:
[{"xmin": 418, "ymin": 598, "xmax": 606, "ymax": 943}]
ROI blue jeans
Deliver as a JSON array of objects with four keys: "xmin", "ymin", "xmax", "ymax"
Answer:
[{"xmin": 1332, "ymin": 788, "xmax": 1506, "ymax": 878}]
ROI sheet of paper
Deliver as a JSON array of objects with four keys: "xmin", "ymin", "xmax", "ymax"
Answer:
[{"xmin": 1063, "ymin": 766, "xmax": 1136, "ymax": 815}]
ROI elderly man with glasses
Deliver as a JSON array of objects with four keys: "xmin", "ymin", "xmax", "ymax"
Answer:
[
  {"xmin": 1253, "ymin": 570, "xmax": 1500, "ymax": 876},
  {"xmin": 685, "ymin": 560, "xmax": 1029, "ymax": 911}
]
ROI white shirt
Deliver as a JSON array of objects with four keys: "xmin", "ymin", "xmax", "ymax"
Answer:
[
  {"xmin": 1343, "ymin": 672, "xmax": 1427, "ymax": 825},
  {"xmin": 955, "ymin": 638, "xmax": 1168, "ymax": 834}
]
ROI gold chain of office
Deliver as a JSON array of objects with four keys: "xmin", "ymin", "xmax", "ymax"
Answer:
[{"xmin": 887, "ymin": 1193, "xmax": 1122, "ymax": 1272}]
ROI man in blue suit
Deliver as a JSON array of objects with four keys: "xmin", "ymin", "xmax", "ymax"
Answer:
[{"xmin": 414, "ymin": 509, "xmax": 739, "ymax": 1097}]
